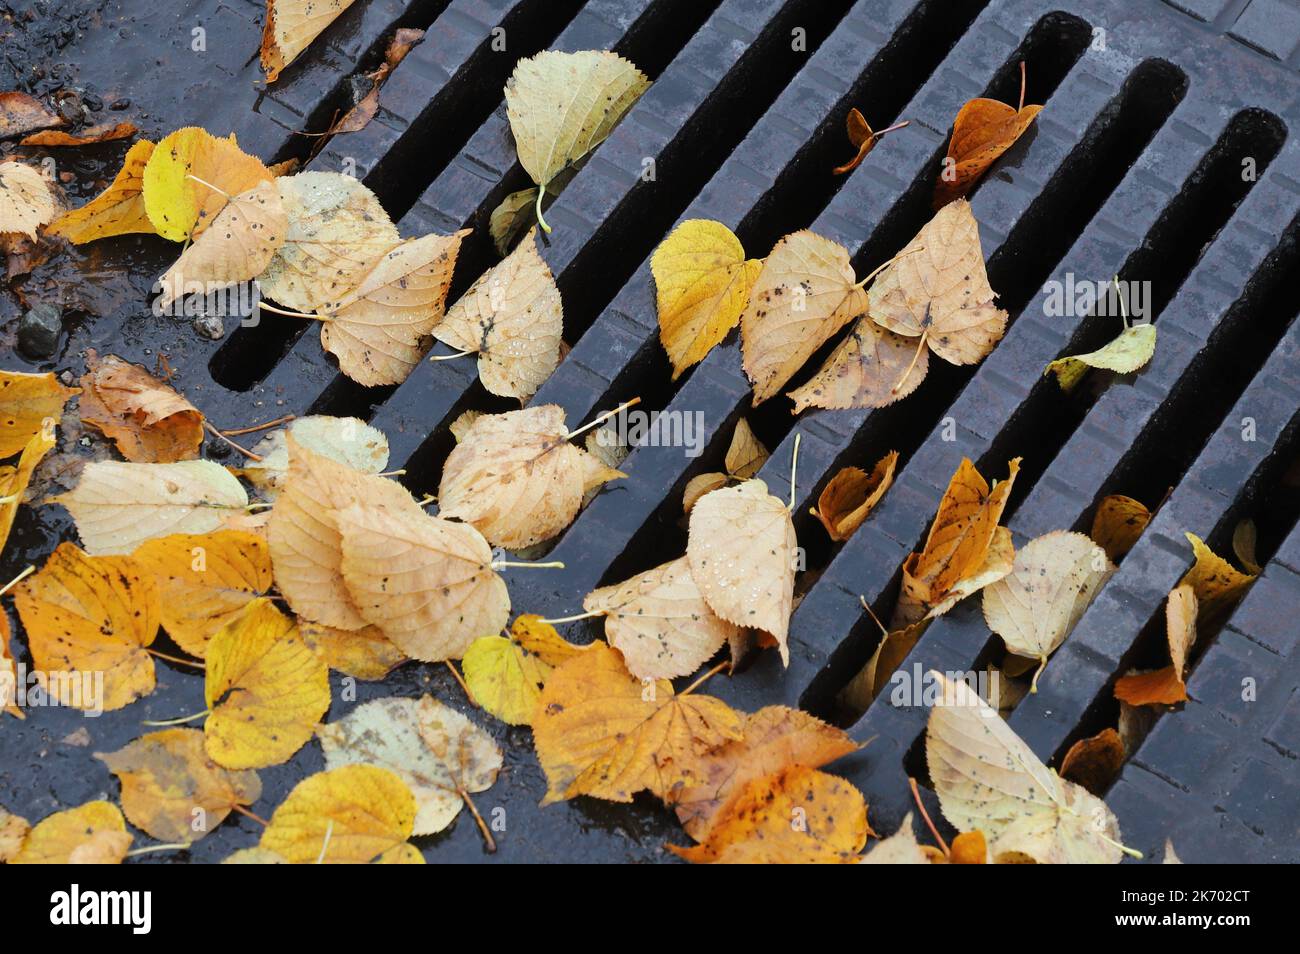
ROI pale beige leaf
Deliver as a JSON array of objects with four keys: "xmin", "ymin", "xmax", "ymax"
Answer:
[
  {"xmin": 0, "ymin": 162, "xmax": 56, "ymax": 239},
  {"xmin": 1046, "ymin": 323, "xmax": 1157, "ymax": 391},
  {"xmin": 261, "ymin": 0, "xmax": 358, "ymax": 83},
  {"xmin": 724, "ymin": 418, "xmax": 768, "ymax": 480},
  {"xmin": 788, "ymin": 318, "xmax": 928, "ymax": 413},
  {"xmin": 859, "ymin": 813, "xmax": 930, "ymax": 864},
  {"xmin": 682, "ymin": 471, "xmax": 728, "ymax": 514},
  {"xmin": 241, "ymin": 415, "xmax": 388, "ymax": 499}
]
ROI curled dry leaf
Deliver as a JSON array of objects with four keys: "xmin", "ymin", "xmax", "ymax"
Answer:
[
  {"xmin": 203, "ymin": 597, "xmax": 330, "ymax": 770},
  {"xmin": 259, "ymin": 763, "xmax": 419, "ymax": 864},
  {"xmin": 240, "ymin": 415, "xmax": 388, "ymax": 499},
  {"xmin": 317, "ymin": 230, "xmax": 468, "ymax": 386},
  {"xmin": 682, "ymin": 471, "xmax": 728, "ymax": 514},
  {"xmin": 583, "ymin": 556, "xmax": 740, "ymax": 681},
  {"xmin": 1090, "ymin": 494, "xmax": 1151, "ymax": 563},
  {"xmin": 651, "ymin": 219, "xmax": 762, "ymax": 379},
  {"xmin": 668, "ymin": 705, "xmax": 859, "ymax": 841},
  {"xmin": 838, "ymin": 619, "xmax": 926, "ymax": 711},
  {"xmin": 334, "ymin": 498, "xmax": 511, "ymax": 661},
  {"xmin": 54, "ymin": 460, "xmax": 249, "ymax": 555},
  {"xmin": 20, "ymin": 121, "xmax": 137, "ymax": 147},
  {"xmin": 9, "ymin": 801, "xmax": 130, "ymax": 865},
  {"xmin": 1046, "ymin": 323, "xmax": 1157, "ymax": 391},
  {"xmin": 832, "ymin": 108, "xmax": 882, "ymax": 175},
  {"xmin": 533, "ymin": 642, "xmax": 743, "ymax": 804},
  {"xmin": 0, "ymin": 91, "xmax": 63, "ymax": 139},
  {"xmin": 489, "ymin": 186, "xmax": 544, "ymax": 256},
  {"xmin": 438, "ymin": 404, "xmax": 624, "ymax": 550},
  {"xmin": 869, "ymin": 199, "xmax": 1006, "ymax": 368},
  {"xmin": 157, "ymin": 178, "xmax": 286, "ymax": 310},
  {"xmin": 669, "ymin": 765, "xmax": 870, "ymax": 864},
  {"xmin": 1114, "ymin": 584, "xmax": 1198, "ymax": 707},
  {"xmin": 299, "ymin": 620, "xmax": 406, "ymax": 681},
  {"xmin": 0, "ymin": 369, "xmax": 78, "ymax": 458},
  {"xmin": 14, "ymin": 543, "xmax": 159, "ymax": 712},
  {"xmin": 687, "ymin": 478, "xmax": 797, "ymax": 664},
  {"xmin": 261, "ymin": 0, "xmax": 357, "ymax": 83},
  {"xmin": 981, "ymin": 530, "xmax": 1114, "ymax": 690},
  {"xmin": 1179, "ymin": 532, "xmax": 1255, "ymax": 633},
  {"xmin": 788, "ymin": 318, "xmax": 928, "ymax": 413},
  {"xmin": 1058, "ymin": 727, "xmax": 1126, "ymax": 797},
  {"xmin": 1233, "ymin": 518, "xmax": 1261, "ymax": 575},
  {"xmin": 724, "ymin": 418, "xmax": 768, "ymax": 480},
  {"xmin": 934, "ymin": 64, "xmax": 1043, "ymax": 208},
  {"xmin": 142, "ymin": 127, "xmax": 272, "ymax": 241},
  {"xmin": 461, "ymin": 614, "xmax": 592, "ymax": 726},
  {"xmin": 0, "ymin": 161, "xmax": 57, "ymax": 239},
  {"xmin": 96, "ymin": 728, "xmax": 262, "ymax": 843},
  {"xmin": 810, "ymin": 450, "xmax": 898, "ymax": 541},
  {"xmin": 927, "ymin": 672, "xmax": 1127, "ymax": 863},
  {"xmin": 318, "ymin": 695, "xmax": 501, "ymax": 837},
  {"xmin": 131, "ymin": 530, "xmax": 272, "ymax": 658},
  {"xmin": 1, "ymin": 421, "xmax": 57, "ymax": 558},
  {"xmin": 77, "ymin": 351, "xmax": 204, "ymax": 463},
  {"xmin": 860, "ymin": 813, "xmax": 930, "ymax": 864},
  {"xmin": 435, "ymin": 228, "xmax": 562, "ymax": 400},
  {"xmin": 257, "ymin": 171, "xmax": 398, "ymax": 313},
  {"xmin": 329, "ymin": 27, "xmax": 424, "ymax": 134},
  {"xmin": 46, "ymin": 140, "xmax": 156, "ymax": 244},
  {"xmin": 740, "ymin": 229, "xmax": 866, "ymax": 403}
]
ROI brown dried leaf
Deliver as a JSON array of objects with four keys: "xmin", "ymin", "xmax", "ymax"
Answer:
[
  {"xmin": 1090, "ymin": 494, "xmax": 1151, "ymax": 563},
  {"xmin": 723, "ymin": 418, "xmax": 768, "ymax": 480},
  {"xmin": 934, "ymin": 66, "xmax": 1042, "ymax": 208},
  {"xmin": 788, "ymin": 318, "xmax": 928, "ymax": 413},
  {"xmin": 77, "ymin": 351, "xmax": 205, "ymax": 463},
  {"xmin": 810, "ymin": 450, "xmax": 898, "ymax": 541}
]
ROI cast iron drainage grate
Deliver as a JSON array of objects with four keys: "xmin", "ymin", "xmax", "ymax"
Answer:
[{"xmin": 4, "ymin": 0, "xmax": 1300, "ymax": 862}]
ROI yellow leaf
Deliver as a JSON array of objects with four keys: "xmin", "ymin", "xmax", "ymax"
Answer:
[
  {"xmin": 1, "ymin": 420, "xmax": 56, "ymax": 558},
  {"xmin": 131, "ymin": 530, "xmax": 272, "ymax": 658},
  {"xmin": 723, "ymin": 418, "xmax": 768, "ymax": 480},
  {"xmin": 1046, "ymin": 323, "xmax": 1156, "ymax": 391},
  {"xmin": 299, "ymin": 620, "xmax": 407, "ymax": 680},
  {"xmin": 461, "ymin": 615, "xmax": 590, "ymax": 726},
  {"xmin": 76, "ymin": 351, "xmax": 204, "ymax": 463},
  {"xmin": 259, "ymin": 764, "xmax": 420, "ymax": 863},
  {"xmin": 261, "ymin": 0, "xmax": 358, "ymax": 83},
  {"xmin": 203, "ymin": 598, "xmax": 330, "ymax": 769},
  {"xmin": 1, "ymin": 611, "xmax": 23, "ymax": 719},
  {"xmin": 435, "ymin": 228, "xmax": 562, "ymax": 400},
  {"xmin": 96, "ymin": 728, "xmax": 261, "ymax": 842},
  {"xmin": 810, "ymin": 450, "xmax": 898, "ymax": 541},
  {"xmin": 741, "ymin": 230, "xmax": 866, "ymax": 403},
  {"xmin": 0, "ymin": 804, "xmax": 30, "ymax": 860},
  {"xmin": 651, "ymin": 219, "xmax": 762, "ymax": 378},
  {"xmin": 0, "ymin": 161, "xmax": 56, "ymax": 239},
  {"xmin": 10, "ymin": 801, "xmax": 130, "ymax": 864},
  {"xmin": 46, "ymin": 140, "xmax": 157, "ymax": 243},
  {"xmin": 687, "ymin": 479, "xmax": 797, "ymax": 664},
  {"xmin": 142, "ymin": 127, "xmax": 272, "ymax": 241},
  {"xmin": 1179, "ymin": 532, "xmax": 1256, "ymax": 631},
  {"xmin": 14, "ymin": 543, "xmax": 159, "ymax": 712},
  {"xmin": 0, "ymin": 368, "xmax": 77, "ymax": 458},
  {"xmin": 669, "ymin": 765, "xmax": 869, "ymax": 864},
  {"xmin": 533, "ymin": 643, "xmax": 743, "ymax": 804},
  {"xmin": 1089, "ymin": 494, "xmax": 1150, "ymax": 563}
]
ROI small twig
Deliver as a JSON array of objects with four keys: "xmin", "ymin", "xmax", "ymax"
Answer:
[
  {"xmin": 220, "ymin": 414, "xmax": 294, "ymax": 437},
  {"xmin": 909, "ymin": 777, "xmax": 950, "ymax": 857},
  {"xmin": 681, "ymin": 661, "xmax": 728, "ymax": 696},
  {"xmin": 858, "ymin": 595, "xmax": 889, "ymax": 638},
  {"xmin": 142, "ymin": 708, "xmax": 210, "ymax": 727},
  {"xmin": 205, "ymin": 421, "xmax": 263, "ymax": 461},
  {"xmin": 445, "ymin": 661, "xmax": 476, "ymax": 706},
  {"xmin": 0, "ymin": 565, "xmax": 35, "ymax": 599},
  {"xmin": 460, "ymin": 787, "xmax": 497, "ymax": 853},
  {"xmin": 567, "ymin": 397, "xmax": 641, "ymax": 443},
  {"xmin": 490, "ymin": 559, "xmax": 565, "ymax": 571},
  {"xmin": 146, "ymin": 648, "xmax": 205, "ymax": 669},
  {"xmin": 259, "ymin": 300, "xmax": 325, "ymax": 320},
  {"xmin": 537, "ymin": 610, "xmax": 601, "ymax": 625},
  {"xmin": 231, "ymin": 804, "xmax": 269, "ymax": 827}
]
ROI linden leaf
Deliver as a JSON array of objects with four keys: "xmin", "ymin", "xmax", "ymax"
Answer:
[
  {"xmin": 1233, "ymin": 518, "xmax": 1262, "ymax": 575},
  {"xmin": 927, "ymin": 671, "xmax": 1127, "ymax": 863},
  {"xmin": 318, "ymin": 230, "xmax": 468, "ymax": 386},
  {"xmin": 583, "ymin": 556, "xmax": 741, "ymax": 680},
  {"xmin": 651, "ymin": 219, "xmax": 762, "ymax": 379},
  {"xmin": 10, "ymin": 801, "xmax": 130, "ymax": 865},
  {"xmin": 869, "ymin": 199, "xmax": 1007, "ymax": 367},
  {"xmin": 687, "ymin": 479, "xmax": 797, "ymax": 664},
  {"xmin": 53, "ymin": 460, "xmax": 249, "ymax": 555},
  {"xmin": 0, "ymin": 91, "xmax": 62, "ymax": 139},
  {"xmin": 96, "ymin": 728, "xmax": 261, "ymax": 842},
  {"xmin": 1179, "ymin": 532, "xmax": 1255, "ymax": 632},
  {"xmin": 46, "ymin": 139, "xmax": 157, "ymax": 243},
  {"xmin": 0, "ymin": 804, "xmax": 30, "ymax": 860},
  {"xmin": 461, "ymin": 614, "xmax": 591, "ymax": 726},
  {"xmin": 1046, "ymin": 323, "xmax": 1157, "ymax": 391},
  {"xmin": 438, "ymin": 404, "xmax": 624, "ymax": 550},
  {"xmin": 682, "ymin": 471, "xmax": 728, "ymax": 514},
  {"xmin": 0, "ymin": 369, "xmax": 77, "ymax": 458},
  {"xmin": 14, "ymin": 543, "xmax": 159, "ymax": 711},
  {"xmin": 203, "ymin": 598, "xmax": 330, "ymax": 770},
  {"xmin": 142, "ymin": 127, "xmax": 272, "ymax": 241},
  {"xmin": 318, "ymin": 695, "xmax": 501, "ymax": 836},
  {"xmin": 334, "ymin": 498, "xmax": 510, "ymax": 661},
  {"xmin": 859, "ymin": 813, "xmax": 930, "ymax": 864},
  {"xmin": 982, "ymin": 530, "xmax": 1114, "ymax": 690},
  {"xmin": 810, "ymin": 450, "xmax": 898, "ymax": 541},
  {"xmin": 834, "ymin": 108, "xmax": 875, "ymax": 175},
  {"xmin": 435, "ymin": 228, "xmax": 562, "ymax": 400},
  {"xmin": 788, "ymin": 318, "xmax": 928, "ymax": 412},
  {"xmin": 259, "ymin": 763, "xmax": 420, "ymax": 864},
  {"xmin": 257, "ymin": 171, "xmax": 398, "ymax": 313},
  {"xmin": 934, "ymin": 64, "xmax": 1043, "ymax": 208},
  {"xmin": 1058, "ymin": 727, "xmax": 1126, "ymax": 797},
  {"xmin": 740, "ymin": 230, "xmax": 867, "ymax": 403},
  {"xmin": 723, "ymin": 418, "xmax": 769, "ymax": 480},
  {"xmin": 504, "ymin": 50, "xmax": 649, "ymax": 230},
  {"xmin": 0, "ymin": 161, "xmax": 56, "ymax": 239},
  {"xmin": 156, "ymin": 179, "xmax": 286, "ymax": 310},
  {"xmin": 261, "ymin": 0, "xmax": 358, "ymax": 83},
  {"xmin": 669, "ymin": 765, "xmax": 870, "ymax": 864},
  {"xmin": 239, "ymin": 415, "xmax": 389, "ymax": 499},
  {"xmin": 131, "ymin": 530, "xmax": 272, "ymax": 658},
  {"xmin": 1114, "ymin": 584, "xmax": 1198, "ymax": 707},
  {"xmin": 299, "ymin": 620, "xmax": 407, "ymax": 680},
  {"xmin": 1, "ymin": 611, "xmax": 25, "ymax": 719},
  {"xmin": 533, "ymin": 642, "xmax": 743, "ymax": 804},
  {"xmin": 1, "ymin": 420, "xmax": 57, "ymax": 558},
  {"xmin": 1090, "ymin": 494, "xmax": 1150, "ymax": 563},
  {"xmin": 19, "ymin": 121, "xmax": 137, "ymax": 147},
  {"xmin": 668, "ymin": 705, "xmax": 859, "ymax": 841},
  {"xmin": 77, "ymin": 351, "xmax": 205, "ymax": 463},
  {"xmin": 838, "ymin": 619, "xmax": 927, "ymax": 711}
]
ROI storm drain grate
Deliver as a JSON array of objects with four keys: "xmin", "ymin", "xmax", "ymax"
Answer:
[{"xmin": 5, "ymin": 0, "xmax": 1300, "ymax": 862}]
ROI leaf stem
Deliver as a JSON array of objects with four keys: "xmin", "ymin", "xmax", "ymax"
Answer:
[
  {"xmin": 204, "ymin": 421, "xmax": 263, "ymax": 461},
  {"xmin": 429, "ymin": 348, "xmax": 474, "ymax": 362},
  {"xmin": 230, "ymin": 803, "xmax": 269, "ymax": 827},
  {"xmin": 534, "ymin": 184, "xmax": 551, "ymax": 235},
  {"xmin": 445, "ymin": 660, "xmax": 476, "ymax": 706},
  {"xmin": 219, "ymin": 414, "xmax": 295, "ymax": 436},
  {"xmin": 1018, "ymin": 61, "xmax": 1027, "ymax": 112},
  {"xmin": 853, "ymin": 245, "xmax": 926, "ymax": 289},
  {"xmin": 146, "ymin": 648, "xmax": 205, "ymax": 668},
  {"xmin": 566, "ymin": 397, "xmax": 641, "ymax": 443},
  {"xmin": 186, "ymin": 173, "xmax": 231, "ymax": 200},
  {"xmin": 0, "ymin": 565, "xmax": 35, "ymax": 599},
  {"xmin": 259, "ymin": 300, "xmax": 324, "ymax": 321},
  {"xmin": 909, "ymin": 777, "xmax": 950, "ymax": 857},
  {"xmin": 460, "ymin": 786, "xmax": 497, "ymax": 853},
  {"xmin": 125, "ymin": 842, "xmax": 192, "ymax": 858},
  {"xmin": 490, "ymin": 560, "xmax": 566, "ymax": 571},
  {"xmin": 316, "ymin": 820, "xmax": 334, "ymax": 864},
  {"xmin": 681, "ymin": 661, "xmax": 728, "ymax": 696},
  {"xmin": 788, "ymin": 431, "xmax": 802, "ymax": 512},
  {"xmin": 858, "ymin": 595, "xmax": 889, "ymax": 638},
  {"xmin": 894, "ymin": 329, "xmax": 928, "ymax": 392},
  {"xmin": 875, "ymin": 119, "xmax": 910, "ymax": 138},
  {"xmin": 537, "ymin": 610, "xmax": 601, "ymax": 625},
  {"xmin": 376, "ymin": 469, "xmax": 406, "ymax": 478},
  {"xmin": 142, "ymin": 708, "xmax": 210, "ymax": 727},
  {"xmin": 1029, "ymin": 654, "xmax": 1046, "ymax": 694}
]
